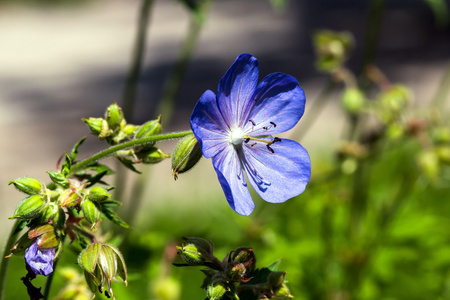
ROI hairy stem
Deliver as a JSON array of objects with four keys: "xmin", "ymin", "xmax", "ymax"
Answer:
[{"xmin": 69, "ymin": 131, "xmax": 193, "ymax": 175}]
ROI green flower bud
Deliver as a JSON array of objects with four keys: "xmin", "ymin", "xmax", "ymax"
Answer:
[
  {"xmin": 105, "ymin": 103, "xmax": 124, "ymax": 130},
  {"xmin": 138, "ymin": 147, "xmax": 171, "ymax": 164},
  {"xmin": 230, "ymin": 247, "xmax": 256, "ymax": 274},
  {"xmin": 82, "ymin": 199, "xmax": 101, "ymax": 228},
  {"xmin": 207, "ymin": 280, "xmax": 228, "ymax": 300},
  {"xmin": 88, "ymin": 186, "xmax": 111, "ymax": 202},
  {"xmin": 8, "ymin": 177, "xmax": 42, "ymax": 195},
  {"xmin": 47, "ymin": 171, "xmax": 70, "ymax": 188},
  {"xmin": 313, "ymin": 30, "xmax": 354, "ymax": 73},
  {"xmin": 341, "ymin": 88, "xmax": 366, "ymax": 114},
  {"xmin": 51, "ymin": 203, "xmax": 67, "ymax": 229},
  {"xmin": 379, "ymin": 85, "xmax": 412, "ymax": 113},
  {"xmin": 171, "ymin": 135, "xmax": 202, "ymax": 180},
  {"xmin": 82, "ymin": 117, "xmax": 109, "ymax": 139},
  {"xmin": 135, "ymin": 115, "xmax": 162, "ymax": 139},
  {"xmin": 10, "ymin": 195, "xmax": 46, "ymax": 220},
  {"xmin": 176, "ymin": 243, "xmax": 206, "ymax": 265},
  {"xmin": 123, "ymin": 124, "xmax": 137, "ymax": 136},
  {"xmin": 273, "ymin": 283, "xmax": 293, "ymax": 299},
  {"xmin": 267, "ymin": 271, "xmax": 286, "ymax": 288},
  {"xmin": 59, "ymin": 188, "xmax": 81, "ymax": 208}
]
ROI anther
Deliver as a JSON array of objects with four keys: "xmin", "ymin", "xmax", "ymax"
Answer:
[
  {"xmin": 248, "ymin": 119, "xmax": 256, "ymax": 126},
  {"xmin": 263, "ymin": 126, "xmax": 268, "ymax": 130},
  {"xmin": 251, "ymin": 143, "xmax": 257, "ymax": 147},
  {"xmin": 244, "ymin": 137, "xmax": 250, "ymax": 143},
  {"xmin": 273, "ymin": 137, "xmax": 282, "ymax": 143},
  {"xmin": 270, "ymin": 121, "xmax": 277, "ymax": 127},
  {"xmin": 266, "ymin": 145, "xmax": 274, "ymax": 153}
]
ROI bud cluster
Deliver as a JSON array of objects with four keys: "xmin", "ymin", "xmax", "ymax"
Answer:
[
  {"xmin": 83, "ymin": 103, "xmax": 170, "ymax": 173},
  {"xmin": 175, "ymin": 237, "xmax": 293, "ymax": 299}
]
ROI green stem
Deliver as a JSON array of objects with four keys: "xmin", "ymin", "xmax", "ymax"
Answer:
[
  {"xmin": 69, "ymin": 131, "xmax": 193, "ymax": 175},
  {"xmin": 0, "ymin": 220, "xmax": 25, "ymax": 300},
  {"xmin": 122, "ymin": 0, "xmax": 154, "ymax": 121},
  {"xmin": 156, "ymin": 1, "xmax": 211, "ymax": 123}
]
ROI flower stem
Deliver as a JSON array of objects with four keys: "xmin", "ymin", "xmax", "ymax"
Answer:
[
  {"xmin": 69, "ymin": 131, "xmax": 193, "ymax": 175},
  {"xmin": 0, "ymin": 220, "xmax": 25, "ymax": 300}
]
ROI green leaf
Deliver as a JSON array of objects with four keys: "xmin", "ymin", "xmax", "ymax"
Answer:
[
  {"xmin": 69, "ymin": 137, "xmax": 86, "ymax": 162},
  {"xmin": 117, "ymin": 157, "xmax": 141, "ymax": 174},
  {"xmin": 102, "ymin": 207, "xmax": 130, "ymax": 229}
]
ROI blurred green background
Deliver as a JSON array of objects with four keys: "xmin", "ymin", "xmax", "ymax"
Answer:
[{"xmin": 1, "ymin": 0, "xmax": 450, "ymax": 299}]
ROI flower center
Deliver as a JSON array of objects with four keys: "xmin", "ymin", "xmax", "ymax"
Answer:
[{"xmin": 229, "ymin": 127, "xmax": 245, "ymax": 146}]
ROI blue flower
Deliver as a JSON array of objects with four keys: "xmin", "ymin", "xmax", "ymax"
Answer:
[
  {"xmin": 190, "ymin": 54, "xmax": 311, "ymax": 216},
  {"xmin": 25, "ymin": 240, "xmax": 55, "ymax": 276}
]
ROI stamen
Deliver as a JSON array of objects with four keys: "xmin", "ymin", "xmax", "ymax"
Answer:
[
  {"xmin": 244, "ymin": 137, "xmax": 250, "ymax": 143},
  {"xmin": 270, "ymin": 122, "xmax": 277, "ymax": 127},
  {"xmin": 266, "ymin": 145, "xmax": 274, "ymax": 153},
  {"xmin": 248, "ymin": 119, "xmax": 256, "ymax": 126},
  {"xmin": 273, "ymin": 137, "xmax": 282, "ymax": 143}
]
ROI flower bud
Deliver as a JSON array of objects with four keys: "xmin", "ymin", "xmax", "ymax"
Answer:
[
  {"xmin": 313, "ymin": 30, "xmax": 354, "ymax": 73},
  {"xmin": 138, "ymin": 147, "xmax": 171, "ymax": 164},
  {"xmin": 273, "ymin": 283, "xmax": 293, "ymax": 299},
  {"xmin": 105, "ymin": 103, "xmax": 124, "ymax": 130},
  {"xmin": 379, "ymin": 85, "xmax": 412, "ymax": 113},
  {"xmin": 28, "ymin": 224, "xmax": 60, "ymax": 250},
  {"xmin": 230, "ymin": 247, "xmax": 256, "ymax": 271},
  {"xmin": 82, "ymin": 199, "xmax": 101, "ymax": 228},
  {"xmin": 47, "ymin": 171, "xmax": 70, "ymax": 188},
  {"xmin": 8, "ymin": 177, "xmax": 42, "ymax": 195},
  {"xmin": 341, "ymin": 88, "xmax": 366, "ymax": 114},
  {"xmin": 9, "ymin": 195, "xmax": 46, "ymax": 220},
  {"xmin": 171, "ymin": 135, "xmax": 202, "ymax": 180},
  {"xmin": 83, "ymin": 117, "xmax": 109, "ymax": 139},
  {"xmin": 176, "ymin": 237, "xmax": 214, "ymax": 266},
  {"xmin": 88, "ymin": 186, "xmax": 111, "ymax": 202},
  {"xmin": 226, "ymin": 262, "xmax": 246, "ymax": 282},
  {"xmin": 51, "ymin": 203, "xmax": 67, "ymax": 229},
  {"xmin": 267, "ymin": 271, "xmax": 286, "ymax": 288},
  {"xmin": 206, "ymin": 280, "xmax": 228, "ymax": 300},
  {"xmin": 135, "ymin": 115, "xmax": 162, "ymax": 139},
  {"xmin": 59, "ymin": 188, "xmax": 81, "ymax": 207},
  {"xmin": 123, "ymin": 124, "xmax": 137, "ymax": 136}
]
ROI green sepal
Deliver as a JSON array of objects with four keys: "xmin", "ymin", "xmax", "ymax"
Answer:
[
  {"xmin": 51, "ymin": 204, "xmax": 67, "ymax": 229},
  {"xmin": 7, "ymin": 232, "xmax": 33, "ymax": 257},
  {"xmin": 137, "ymin": 147, "xmax": 171, "ymax": 164},
  {"xmin": 10, "ymin": 195, "xmax": 46, "ymax": 220},
  {"xmin": 107, "ymin": 244, "xmax": 127, "ymax": 283},
  {"xmin": 82, "ymin": 117, "xmax": 109, "ymax": 139},
  {"xmin": 47, "ymin": 171, "xmax": 70, "ymax": 188},
  {"xmin": 105, "ymin": 103, "xmax": 124, "ymax": 130},
  {"xmin": 8, "ymin": 177, "xmax": 42, "ymax": 195},
  {"xmin": 135, "ymin": 115, "xmax": 162, "ymax": 140},
  {"xmin": 78, "ymin": 242, "xmax": 102, "ymax": 273},
  {"xmin": 171, "ymin": 135, "xmax": 202, "ymax": 180},
  {"xmin": 88, "ymin": 186, "xmax": 111, "ymax": 202},
  {"xmin": 84, "ymin": 270, "xmax": 101, "ymax": 294},
  {"xmin": 99, "ymin": 245, "xmax": 118, "ymax": 280},
  {"xmin": 82, "ymin": 199, "xmax": 101, "ymax": 228}
]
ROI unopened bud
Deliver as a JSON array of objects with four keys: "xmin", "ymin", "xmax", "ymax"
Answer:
[
  {"xmin": 59, "ymin": 188, "xmax": 81, "ymax": 207},
  {"xmin": 226, "ymin": 262, "xmax": 246, "ymax": 281},
  {"xmin": 47, "ymin": 171, "xmax": 70, "ymax": 188},
  {"xmin": 138, "ymin": 147, "xmax": 170, "ymax": 164},
  {"xmin": 207, "ymin": 280, "xmax": 228, "ymax": 300},
  {"xmin": 9, "ymin": 177, "xmax": 42, "ymax": 195},
  {"xmin": 135, "ymin": 115, "xmax": 162, "ymax": 139},
  {"xmin": 273, "ymin": 283, "xmax": 293, "ymax": 298},
  {"xmin": 105, "ymin": 103, "xmax": 124, "ymax": 130},
  {"xmin": 341, "ymin": 88, "xmax": 365, "ymax": 114},
  {"xmin": 176, "ymin": 237, "xmax": 214, "ymax": 265},
  {"xmin": 82, "ymin": 117, "xmax": 109, "ymax": 140},
  {"xmin": 267, "ymin": 271, "xmax": 286, "ymax": 288},
  {"xmin": 10, "ymin": 195, "xmax": 46, "ymax": 220},
  {"xmin": 379, "ymin": 85, "xmax": 412, "ymax": 113},
  {"xmin": 88, "ymin": 186, "xmax": 111, "ymax": 202},
  {"xmin": 82, "ymin": 199, "xmax": 101, "ymax": 228},
  {"xmin": 171, "ymin": 135, "xmax": 202, "ymax": 180},
  {"xmin": 230, "ymin": 247, "xmax": 256, "ymax": 274}
]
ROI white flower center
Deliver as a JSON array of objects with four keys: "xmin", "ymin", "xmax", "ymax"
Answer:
[{"xmin": 229, "ymin": 127, "xmax": 245, "ymax": 146}]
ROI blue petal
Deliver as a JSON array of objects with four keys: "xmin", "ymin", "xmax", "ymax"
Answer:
[
  {"xmin": 25, "ymin": 241, "xmax": 55, "ymax": 276},
  {"xmin": 244, "ymin": 73, "xmax": 305, "ymax": 136},
  {"xmin": 190, "ymin": 90, "xmax": 229, "ymax": 158},
  {"xmin": 240, "ymin": 139, "xmax": 311, "ymax": 203},
  {"xmin": 212, "ymin": 145, "xmax": 255, "ymax": 216},
  {"xmin": 217, "ymin": 54, "xmax": 259, "ymax": 128}
]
